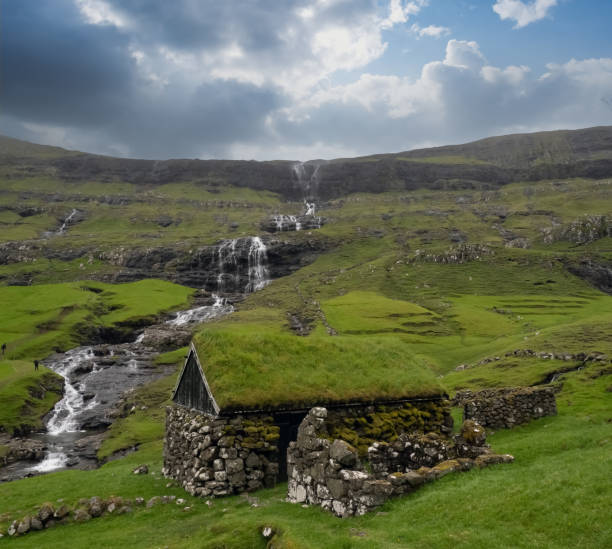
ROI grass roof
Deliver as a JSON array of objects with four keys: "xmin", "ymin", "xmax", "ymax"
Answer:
[{"xmin": 192, "ymin": 308, "xmax": 445, "ymax": 412}]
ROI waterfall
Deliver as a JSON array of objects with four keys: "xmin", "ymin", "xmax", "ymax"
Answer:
[
  {"xmin": 216, "ymin": 239, "xmax": 239, "ymax": 292},
  {"xmin": 167, "ymin": 294, "xmax": 234, "ymax": 326},
  {"xmin": 215, "ymin": 237, "xmax": 270, "ymax": 293},
  {"xmin": 247, "ymin": 237, "xmax": 269, "ymax": 292},
  {"xmin": 57, "ymin": 208, "xmax": 78, "ymax": 234},
  {"xmin": 304, "ymin": 202, "xmax": 316, "ymax": 216},
  {"xmin": 273, "ymin": 214, "xmax": 300, "ymax": 232},
  {"xmin": 291, "ymin": 162, "xmax": 323, "ymax": 229}
]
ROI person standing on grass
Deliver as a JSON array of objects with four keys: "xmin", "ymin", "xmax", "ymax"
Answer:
[
  {"xmin": 34, "ymin": 359, "xmax": 39, "ymax": 371},
  {"xmin": 1, "ymin": 343, "xmax": 6, "ymax": 356}
]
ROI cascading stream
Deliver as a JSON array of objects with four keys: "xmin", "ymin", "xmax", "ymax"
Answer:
[
  {"xmin": 57, "ymin": 208, "xmax": 78, "ymax": 234},
  {"xmin": 18, "ymin": 297, "xmax": 234, "ymax": 479},
  {"xmin": 166, "ymin": 294, "xmax": 234, "ymax": 326},
  {"xmin": 13, "ymin": 237, "xmax": 272, "ymax": 480}
]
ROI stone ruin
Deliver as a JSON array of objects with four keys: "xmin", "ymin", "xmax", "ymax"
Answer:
[
  {"xmin": 164, "ymin": 385, "xmax": 556, "ymax": 517},
  {"xmin": 163, "ymin": 398, "xmax": 452, "ymax": 499},
  {"xmin": 287, "ymin": 407, "xmax": 514, "ymax": 517},
  {"xmin": 163, "ymin": 406, "xmax": 280, "ymax": 497},
  {"xmin": 453, "ymin": 386, "xmax": 557, "ymax": 430}
]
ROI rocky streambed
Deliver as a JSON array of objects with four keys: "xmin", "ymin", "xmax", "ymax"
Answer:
[{"xmin": 0, "ymin": 295, "xmax": 233, "ymax": 483}]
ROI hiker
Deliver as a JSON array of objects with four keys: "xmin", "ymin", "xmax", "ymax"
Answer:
[
  {"xmin": 34, "ymin": 359, "xmax": 39, "ymax": 371},
  {"xmin": 1, "ymin": 343, "xmax": 6, "ymax": 356}
]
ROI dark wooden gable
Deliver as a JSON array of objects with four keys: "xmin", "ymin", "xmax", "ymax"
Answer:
[{"xmin": 172, "ymin": 344, "xmax": 219, "ymax": 415}]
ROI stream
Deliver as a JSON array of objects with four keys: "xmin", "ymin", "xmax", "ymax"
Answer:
[{"xmin": 1, "ymin": 295, "xmax": 234, "ymax": 482}]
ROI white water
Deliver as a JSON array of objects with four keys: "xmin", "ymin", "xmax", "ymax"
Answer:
[
  {"xmin": 167, "ymin": 294, "xmax": 234, "ymax": 326},
  {"xmin": 216, "ymin": 237, "xmax": 269, "ymax": 293},
  {"xmin": 46, "ymin": 347, "xmax": 95, "ymax": 434},
  {"xmin": 29, "ymin": 347, "xmax": 96, "ymax": 473},
  {"xmin": 217, "ymin": 239, "xmax": 238, "ymax": 292},
  {"xmin": 290, "ymin": 162, "xmax": 323, "ymax": 229},
  {"xmin": 304, "ymin": 202, "xmax": 316, "ymax": 216},
  {"xmin": 57, "ymin": 208, "xmax": 78, "ymax": 234},
  {"xmin": 31, "ymin": 451, "xmax": 68, "ymax": 473},
  {"xmin": 247, "ymin": 237, "xmax": 269, "ymax": 292},
  {"xmin": 273, "ymin": 214, "xmax": 300, "ymax": 232}
]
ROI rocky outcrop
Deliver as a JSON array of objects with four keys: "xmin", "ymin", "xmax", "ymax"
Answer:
[
  {"xmin": 565, "ymin": 259, "xmax": 612, "ymax": 295},
  {"xmin": 544, "ymin": 215, "xmax": 611, "ymax": 245},
  {"xmin": 287, "ymin": 408, "xmax": 513, "ymax": 517},
  {"xmin": 0, "ymin": 436, "xmax": 46, "ymax": 466},
  {"xmin": 454, "ymin": 386, "xmax": 557, "ymax": 429},
  {"xmin": 260, "ymin": 214, "xmax": 324, "ymax": 233},
  {"xmin": 103, "ymin": 238, "xmax": 327, "ymax": 289},
  {"xmin": 407, "ymin": 243, "xmax": 493, "ymax": 264}
]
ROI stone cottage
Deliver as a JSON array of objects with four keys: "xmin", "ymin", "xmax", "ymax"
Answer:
[{"xmin": 163, "ymin": 343, "xmax": 453, "ymax": 498}]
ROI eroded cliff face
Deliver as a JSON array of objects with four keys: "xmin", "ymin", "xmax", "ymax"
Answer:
[
  {"xmin": 4, "ymin": 126, "xmax": 612, "ymax": 201},
  {"xmin": 106, "ymin": 238, "xmax": 328, "ymax": 290}
]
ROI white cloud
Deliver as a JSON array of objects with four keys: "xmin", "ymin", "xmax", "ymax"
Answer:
[
  {"xmin": 443, "ymin": 39, "xmax": 485, "ymax": 70},
  {"xmin": 131, "ymin": 1, "xmax": 425, "ymax": 103},
  {"xmin": 279, "ymin": 39, "xmax": 612, "ymax": 156},
  {"xmin": 75, "ymin": 0, "xmax": 128, "ymax": 28},
  {"xmin": 411, "ymin": 23, "xmax": 451, "ymax": 38},
  {"xmin": 382, "ymin": 0, "xmax": 428, "ymax": 29},
  {"xmin": 493, "ymin": 0, "xmax": 558, "ymax": 28}
]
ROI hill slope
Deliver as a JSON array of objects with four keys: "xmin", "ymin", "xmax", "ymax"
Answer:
[{"xmin": 2, "ymin": 126, "xmax": 612, "ymax": 200}]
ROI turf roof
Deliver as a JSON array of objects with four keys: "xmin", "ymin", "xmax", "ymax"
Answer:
[{"xmin": 191, "ymin": 308, "xmax": 445, "ymax": 412}]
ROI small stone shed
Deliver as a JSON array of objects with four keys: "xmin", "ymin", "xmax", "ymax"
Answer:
[{"xmin": 163, "ymin": 344, "xmax": 453, "ymax": 498}]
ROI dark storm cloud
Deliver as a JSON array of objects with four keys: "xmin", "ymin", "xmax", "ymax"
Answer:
[
  {"xmin": 1, "ymin": 0, "xmax": 285, "ymax": 158},
  {"xmin": 105, "ymin": 0, "xmax": 287, "ymax": 52},
  {"xmin": 2, "ymin": 1, "xmax": 610, "ymax": 160},
  {"xmin": 2, "ymin": 0, "xmax": 134, "ymax": 127}
]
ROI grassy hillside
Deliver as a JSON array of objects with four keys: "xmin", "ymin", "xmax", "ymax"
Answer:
[
  {"xmin": 0, "ymin": 280, "xmax": 193, "ymax": 433},
  {"xmin": 0, "ymin": 364, "xmax": 609, "ymax": 548},
  {"xmin": 0, "ymin": 131, "xmax": 610, "ymax": 546}
]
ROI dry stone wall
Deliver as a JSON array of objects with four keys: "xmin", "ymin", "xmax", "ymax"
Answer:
[
  {"xmin": 287, "ymin": 408, "xmax": 513, "ymax": 517},
  {"xmin": 163, "ymin": 405, "xmax": 280, "ymax": 497},
  {"xmin": 324, "ymin": 400, "xmax": 453, "ymax": 456},
  {"xmin": 454, "ymin": 386, "xmax": 557, "ymax": 429}
]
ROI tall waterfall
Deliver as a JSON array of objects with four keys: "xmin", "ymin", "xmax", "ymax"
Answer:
[
  {"xmin": 289, "ymin": 162, "xmax": 323, "ymax": 230},
  {"xmin": 246, "ymin": 237, "xmax": 269, "ymax": 292},
  {"xmin": 216, "ymin": 236, "xmax": 269, "ymax": 293}
]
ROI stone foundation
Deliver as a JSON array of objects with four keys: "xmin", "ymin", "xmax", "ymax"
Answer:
[
  {"xmin": 287, "ymin": 408, "xmax": 513, "ymax": 517},
  {"xmin": 454, "ymin": 386, "xmax": 557, "ymax": 429},
  {"xmin": 163, "ymin": 406, "xmax": 280, "ymax": 497}
]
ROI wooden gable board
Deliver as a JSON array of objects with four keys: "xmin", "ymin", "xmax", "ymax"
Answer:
[{"xmin": 172, "ymin": 343, "xmax": 220, "ymax": 416}]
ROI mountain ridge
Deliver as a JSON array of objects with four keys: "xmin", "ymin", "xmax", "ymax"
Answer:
[{"xmin": 2, "ymin": 126, "xmax": 612, "ymax": 200}]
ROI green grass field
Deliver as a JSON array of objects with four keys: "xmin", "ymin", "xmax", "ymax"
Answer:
[
  {"xmin": 0, "ymin": 165, "xmax": 610, "ymax": 545},
  {"xmin": 0, "ymin": 280, "xmax": 193, "ymax": 433}
]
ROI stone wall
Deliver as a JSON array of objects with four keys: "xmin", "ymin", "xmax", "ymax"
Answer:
[
  {"xmin": 454, "ymin": 386, "xmax": 557, "ymax": 429},
  {"xmin": 287, "ymin": 408, "xmax": 513, "ymax": 517},
  {"xmin": 324, "ymin": 399, "xmax": 453, "ymax": 456},
  {"xmin": 163, "ymin": 405, "xmax": 280, "ymax": 497}
]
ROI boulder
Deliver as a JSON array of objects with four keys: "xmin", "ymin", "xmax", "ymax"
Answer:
[
  {"xmin": 73, "ymin": 508, "xmax": 92, "ymax": 522},
  {"xmin": 38, "ymin": 502, "xmax": 55, "ymax": 522},
  {"xmin": 460, "ymin": 420, "xmax": 486, "ymax": 445},
  {"xmin": 330, "ymin": 439, "xmax": 358, "ymax": 468}
]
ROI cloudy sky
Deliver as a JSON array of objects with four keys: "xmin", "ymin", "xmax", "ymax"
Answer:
[{"xmin": 2, "ymin": 0, "xmax": 612, "ymax": 160}]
